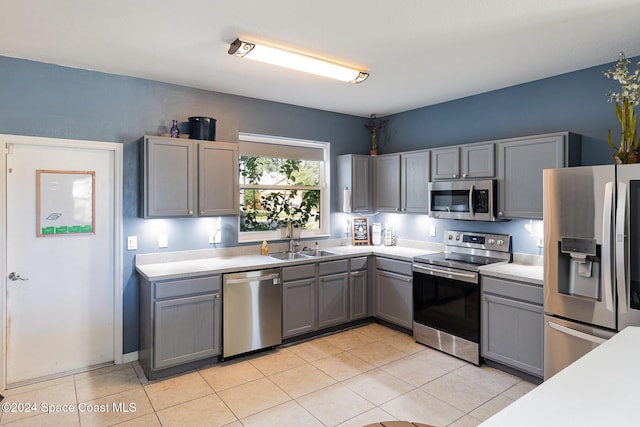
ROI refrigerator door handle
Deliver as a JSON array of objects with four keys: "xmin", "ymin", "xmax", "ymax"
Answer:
[
  {"xmin": 548, "ymin": 320, "xmax": 607, "ymax": 345},
  {"xmin": 602, "ymin": 181, "xmax": 614, "ymax": 312},
  {"xmin": 616, "ymin": 182, "xmax": 628, "ymax": 313}
]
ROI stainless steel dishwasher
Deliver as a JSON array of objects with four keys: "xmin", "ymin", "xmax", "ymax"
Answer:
[{"xmin": 222, "ymin": 268, "xmax": 282, "ymax": 358}]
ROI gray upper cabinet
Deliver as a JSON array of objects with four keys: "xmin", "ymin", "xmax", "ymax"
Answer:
[
  {"xmin": 432, "ymin": 144, "xmax": 495, "ymax": 180},
  {"xmin": 401, "ymin": 150, "xmax": 430, "ymax": 213},
  {"xmin": 374, "ymin": 150, "xmax": 430, "ymax": 213},
  {"xmin": 142, "ymin": 136, "xmax": 195, "ymax": 218},
  {"xmin": 461, "ymin": 143, "xmax": 495, "ymax": 179},
  {"xmin": 337, "ymin": 154, "xmax": 371, "ymax": 213},
  {"xmin": 431, "ymin": 147, "xmax": 460, "ymax": 180},
  {"xmin": 497, "ymin": 133, "xmax": 581, "ymax": 219},
  {"xmin": 198, "ymin": 142, "xmax": 239, "ymax": 216},
  {"xmin": 374, "ymin": 154, "xmax": 401, "ymax": 212},
  {"xmin": 141, "ymin": 135, "xmax": 239, "ymax": 218}
]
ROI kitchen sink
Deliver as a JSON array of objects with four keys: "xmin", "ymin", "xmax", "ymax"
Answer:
[
  {"xmin": 268, "ymin": 252, "xmax": 312, "ymax": 260},
  {"xmin": 299, "ymin": 249, "xmax": 339, "ymax": 257}
]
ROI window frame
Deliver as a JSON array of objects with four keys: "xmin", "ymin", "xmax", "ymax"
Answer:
[{"xmin": 237, "ymin": 133, "xmax": 330, "ymax": 243}]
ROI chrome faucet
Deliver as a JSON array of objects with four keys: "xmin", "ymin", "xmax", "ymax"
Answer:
[{"xmin": 286, "ymin": 220, "xmax": 299, "ymax": 253}]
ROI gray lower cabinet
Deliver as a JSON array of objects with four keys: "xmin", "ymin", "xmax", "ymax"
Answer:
[
  {"xmin": 318, "ymin": 260, "xmax": 350, "ymax": 329},
  {"xmin": 481, "ymin": 275, "xmax": 544, "ymax": 378},
  {"xmin": 374, "ymin": 257, "xmax": 413, "ymax": 330},
  {"xmin": 349, "ymin": 257, "xmax": 369, "ymax": 320},
  {"xmin": 497, "ymin": 132, "xmax": 581, "ymax": 219},
  {"xmin": 139, "ymin": 275, "xmax": 221, "ymax": 380},
  {"xmin": 282, "ymin": 264, "xmax": 317, "ymax": 338}
]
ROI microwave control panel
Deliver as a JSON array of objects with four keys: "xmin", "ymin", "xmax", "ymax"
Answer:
[{"xmin": 473, "ymin": 189, "xmax": 489, "ymax": 213}]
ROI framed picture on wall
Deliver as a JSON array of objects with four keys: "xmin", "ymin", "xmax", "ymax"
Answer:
[
  {"xmin": 352, "ymin": 216, "xmax": 370, "ymax": 246},
  {"xmin": 36, "ymin": 170, "xmax": 95, "ymax": 237}
]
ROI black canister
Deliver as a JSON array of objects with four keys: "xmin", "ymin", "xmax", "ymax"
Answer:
[{"xmin": 188, "ymin": 116, "xmax": 216, "ymax": 141}]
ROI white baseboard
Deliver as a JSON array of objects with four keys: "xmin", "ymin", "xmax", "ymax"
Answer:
[{"xmin": 122, "ymin": 351, "xmax": 138, "ymax": 364}]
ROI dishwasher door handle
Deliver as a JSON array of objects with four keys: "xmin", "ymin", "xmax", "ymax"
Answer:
[{"xmin": 225, "ymin": 273, "xmax": 280, "ymax": 285}]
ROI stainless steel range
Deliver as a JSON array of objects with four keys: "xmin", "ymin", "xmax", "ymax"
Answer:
[{"xmin": 413, "ymin": 230, "xmax": 512, "ymax": 365}]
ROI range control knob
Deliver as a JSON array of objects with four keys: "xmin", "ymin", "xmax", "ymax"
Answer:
[
  {"xmin": 497, "ymin": 239, "xmax": 505, "ymax": 246},
  {"xmin": 488, "ymin": 238, "xmax": 496, "ymax": 245},
  {"xmin": 448, "ymin": 234, "xmax": 453, "ymax": 240}
]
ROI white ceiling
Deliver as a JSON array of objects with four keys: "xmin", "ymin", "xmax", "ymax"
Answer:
[{"xmin": 2, "ymin": 0, "xmax": 640, "ymax": 117}]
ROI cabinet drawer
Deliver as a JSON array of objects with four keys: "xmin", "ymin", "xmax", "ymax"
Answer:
[
  {"xmin": 282, "ymin": 264, "xmax": 315, "ymax": 281},
  {"xmin": 375, "ymin": 257, "xmax": 412, "ymax": 276},
  {"xmin": 350, "ymin": 256, "xmax": 368, "ymax": 271},
  {"xmin": 319, "ymin": 260, "xmax": 349, "ymax": 276},
  {"xmin": 482, "ymin": 276, "xmax": 542, "ymax": 304},
  {"xmin": 154, "ymin": 275, "xmax": 220, "ymax": 300}
]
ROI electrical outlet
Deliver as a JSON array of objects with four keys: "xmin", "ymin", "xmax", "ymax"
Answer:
[
  {"xmin": 127, "ymin": 236, "xmax": 137, "ymax": 250},
  {"xmin": 429, "ymin": 225, "xmax": 436, "ymax": 237},
  {"xmin": 158, "ymin": 234, "xmax": 168, "ymax": 248}
]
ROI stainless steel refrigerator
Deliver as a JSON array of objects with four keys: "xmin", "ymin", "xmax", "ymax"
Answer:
[{"xmin": 543, "ymin": 164, "xmax": 640, "ymax": 379}]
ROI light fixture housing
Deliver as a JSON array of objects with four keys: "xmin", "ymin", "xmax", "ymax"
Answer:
[{"xmin": 228, "ymin": 38, "xmax": 368, "ymax": 84}]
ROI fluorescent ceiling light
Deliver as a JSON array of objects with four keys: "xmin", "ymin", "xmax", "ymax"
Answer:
[{"xmin": 228, "ymin": 38, "xmax": 368, "ymax": 84}]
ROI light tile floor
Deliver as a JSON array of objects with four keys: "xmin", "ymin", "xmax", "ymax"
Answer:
[{"xmin": 0, "ymin": 323, "xmax": 536, "ymax": 426}]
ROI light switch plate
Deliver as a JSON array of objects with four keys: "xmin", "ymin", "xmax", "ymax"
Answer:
[
  {"xmin": 127, "ymin": 236, "xmax": 137, "ymax": 250},
  {"xmin": 158, "ymin": 234, "xmax": 168, "ymax": 248},
  {"xmin": 429, "ymin": 225, "xmax": 436, "ymax": 237}
]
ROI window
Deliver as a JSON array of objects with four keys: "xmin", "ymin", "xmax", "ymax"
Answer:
[{"xmin": 238, "ymin": 133, "xmax": 330, "ymax": 242}]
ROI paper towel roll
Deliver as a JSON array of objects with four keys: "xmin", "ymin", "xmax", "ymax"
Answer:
[{"xmin": 343, "ymin": 187, "xmax": 351, "ymax": 213}]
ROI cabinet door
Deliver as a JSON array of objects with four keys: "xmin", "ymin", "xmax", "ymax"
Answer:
[
  {"xmin": 375, "ymin": 270, "xmax": 413, "ymax": 329},
  {"xmin": 431, "ymin": 147, "xmax": 460, "ymax": 180},
  {"xmin": 482, "ymin": 294, "xmax": 544, "ymax": 377},
  {"xmin": 282, "ymin": 277, "xmax": 317, "ymax": 338},
  {"xmin": 318, "ymin": 273, "xmax": 350, "ymax": 328},
  {"xmin": 154, "ymin": 293, "xmax": 220, "ymax": 369},
  {"xmin": 374, "ymin": 154, "xmax": 401, "ymax": 212},
  {"xmin": 497, "ymin": 135, "xmax": 564, "ymax": 219},
  {"xmin": 337, "ymin": 155, "xmax": 371, "ymax": 212},
  {"xmin": 401, "ymin": 150, "xmax": 430, "ymax": 213},
  {"xmin": 142, "ymin": 136, "xmax": 195, "ymax": 218},
  {"xmin": 351, "ymin": 155, "xmax": 372, "ymax": 212},
  {"xmin": 350, "ymin": 269, "xmax": 368, "ymax": 320},
  {"xmin": 198, "ymin": 142, "xmax": 239, "ymax": 216},
  {"xmin": 461, "ymin": 143, "xmax": 495, "ymax": 179}
]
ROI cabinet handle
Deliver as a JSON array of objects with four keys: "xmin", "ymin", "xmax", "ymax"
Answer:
[
  {"xmin": 188, "ymin": 210, "xmax": 194, "ymax": 216},
  {"xmin": 498, "ymin": 211, "xmax": 503, "ymax": 216},
  {"xmin": 453, "ymin": 174, "xmax": 458, "ymax": 178},
  {"xmin": 463, "ymin": 173, "xmax": 468, "ymax": 178},
  {"xmin": 200, "ymin": 210, "xmax": 204, "ymax": 215},
  {"xmin": 214, "ymin": 294, "xmax": 221, "ymax": 299}
]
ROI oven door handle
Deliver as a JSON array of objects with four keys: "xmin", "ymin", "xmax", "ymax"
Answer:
[{"xmin": 413, "ymin": 264, "xmax": 478, "ymax": 284}]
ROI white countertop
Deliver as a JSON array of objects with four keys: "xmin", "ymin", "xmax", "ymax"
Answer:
[
  {"xmin": 136, "ymin": 244, "xmax": 438, "ymax": 281},
  {"xmin": 480, "ymin": 326, "xmax": 640, "ymax": 426},
  {"xmin": 479, "ymin": 262, "xmax": 543, "ymax": 285}
]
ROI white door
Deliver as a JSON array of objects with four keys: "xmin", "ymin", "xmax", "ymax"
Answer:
[{"xmin": 4, "ymin": 138, "xmax": 121, "ymax": 386}]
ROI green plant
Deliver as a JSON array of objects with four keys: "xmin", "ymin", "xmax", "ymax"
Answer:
[
  {"xmin": 364, "ymin": 114, "xmax": 388, "ymax": 151},
  {"xmin": 240, "ymin": 157, "xmax": 320, "ymax": 232},
  {"xmin": 604, "ymin": 52, "xmax": 640, "ymax": 163}
]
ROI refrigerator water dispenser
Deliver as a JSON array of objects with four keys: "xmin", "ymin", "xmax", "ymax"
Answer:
[{"xmin": 558, "ymin": 237, "xmax": 601, "ymax": 300}]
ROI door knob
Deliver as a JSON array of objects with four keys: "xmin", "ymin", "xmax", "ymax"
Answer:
[{"xmin": 8, "ymin": 272, "xmax": 28, "ymax": 281}]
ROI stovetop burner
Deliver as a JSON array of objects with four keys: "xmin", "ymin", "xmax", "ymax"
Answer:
[{"xmin": 413, "ymin": 230, "xmax": 512, "ymax": 272}]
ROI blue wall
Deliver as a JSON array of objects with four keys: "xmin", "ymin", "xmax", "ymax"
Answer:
[{"xmin": 0, "ymin": 55, "xmax": 630, "ymax": 352}]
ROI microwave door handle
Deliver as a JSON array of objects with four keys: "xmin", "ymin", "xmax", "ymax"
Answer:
[
  {"xmin": 616, "ymin": 182, "xmax": 628, "ymax": 313},
  {"xmin": 602, "ymin": 181, "xmax": 614, "ymax": 312},
  {"xmin": 468, "ymin": 185, "xmax": 475, "ymax": 216}
]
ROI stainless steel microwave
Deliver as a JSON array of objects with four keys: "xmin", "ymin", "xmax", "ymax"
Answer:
[{"xmin": 428, "ymin": 179, "xmax": 498, "ymax": 221}]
